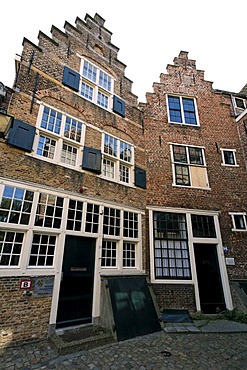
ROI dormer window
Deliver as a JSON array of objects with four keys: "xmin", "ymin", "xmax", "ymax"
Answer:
[{"xmin": 234, "ymin": 98, "xmax": 246, "ymax": 110}]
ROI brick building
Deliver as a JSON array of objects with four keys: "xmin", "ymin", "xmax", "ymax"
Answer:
[
  {"xmin": 0, "ymin": 13, "xmax": 148, "ymax": 346},
  {"xmin": 141, "ymin": 51, "xmax": 247, "ymax": 314},
  {"xmin": 0, "ymin": 14, "xmax": 247, "ymax": 347}
]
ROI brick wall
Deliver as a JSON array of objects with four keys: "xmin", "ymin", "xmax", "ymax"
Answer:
[
  {"xmin": 0, "ymin": 277, "xmax": 52, "ymax": 348},
  {"xmin": 152, "ymin": 284, "xmax": 196, "ymax": 312}
]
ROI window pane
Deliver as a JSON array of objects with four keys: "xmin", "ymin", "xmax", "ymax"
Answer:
[
  {"xmin": 37, "ymin": 135, "xmax": 56, "ymax": 159},
  {"xmin": 99, "ymin": 71, "xmax": 112, "ymax": 91},
  {"xmin": 64, "ymin": 117, "xmax": 83, "ymax": 143},
  {"xmin": 83, "ymin": 61, "xmax": 97, "ymax": 82},
  {"xmin": 40, "ymin": 107, "xmax": 62, "ymax": 134},
  {"xmin": 0, "ymin": 231, "xmax": 24, "ymax": 266},
  {"xmin": 28, "ymin": 233, "xmax": 56, "ymax": 267},
  {"xmin": 189, "ymin": 147, "xmax": 204, "ymax": 165},
  {"xmin": 97, "ymin": 92, "xmax": 108, "ymax": 108},
  {"xmin": 182, "ymin": 98, "xmax": 197, "ymax": 125},
  {"xmin": 191, "ymin": 215, "xmax": 216, "ymax": 237},
  {"xmin": 81, "ymin": 82, "xmax": 93, "ymax": 101},
  {"xmin": 168, "ymin": 96, "xmax": 182, "ymax": 123},
  {"xmin": 234, "ymin": 215, "xmax": 246, "ymax": 230},
  {"xmin": 153, "ymin": 212, "xmax": 190, "ymax": 279},
  {"xmin": 175, "ymin": 164, "xmax": 190, "ymax": 185},
  {"xmin": 223, "ymin": 151, "xmax": 235, "ymax": 165},
  {"xmin": 104, "ymin": 134, "xmax": 117, "ymax": 156},
  {"xmin": 173, "ymin": 146, "xmax": 187, "ymax": 163},
  {"xmin": 101, "ymin": 240, "xmax": 117, "ymax": 267}
]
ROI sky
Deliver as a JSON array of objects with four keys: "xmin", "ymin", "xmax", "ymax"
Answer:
[{"xmin": 1, "ymin": 0, "xmax": 246, "ymax": 102}]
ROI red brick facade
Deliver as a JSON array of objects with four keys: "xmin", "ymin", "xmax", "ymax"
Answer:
[{"xmin": 0, "ymin": 16, "xmax": 247, "ymax": 346}]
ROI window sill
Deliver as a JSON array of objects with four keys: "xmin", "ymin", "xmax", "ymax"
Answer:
[
  {"xmin": 100, "ymin": 175, "xmax": 134, "ymax": 188},
  {"xmin": 232, "ymin": 228, "xmax": 247, "ymax": 232},
  {"xmin": 151, "ymin": 278, "xmax": 193, "ymax": 284},
  {"xmin": 172, "ymin": 184, "xmax": 211, "ymax": 190},
  {"xmin": 221, "ymin": 164, "xmax": 239, "ymax": 167},
  {"xmin": 169, "ymin": 122, "xmax": 201, "ymax": 128}
]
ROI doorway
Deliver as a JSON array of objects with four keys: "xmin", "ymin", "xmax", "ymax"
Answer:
[
  {"xmin": 56, "ymin": 236, "xmax": 96, "ymax": 328},
  {"xmin": 194, "ymin": 243, "xmax": 226, "ymax": 313}
]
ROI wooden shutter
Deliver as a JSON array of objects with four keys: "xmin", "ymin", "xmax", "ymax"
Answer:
[
  {"xmin": 113, "ymin": 95, "xmax": 125, "ymax": 117},
  {"xmin": 82, "ymin": 146, "xmax": 102, "ymax": 174},
  {"xmin": 7, "ymin": 119, "xmax": 36, "ymax": 152},
  {"xmin": 62, "ymin": 66, "xmax": 80, "ymax": 92},
  {"xmin": 134, "ymin": 167, "xmax": 146, "ymax": 189}
]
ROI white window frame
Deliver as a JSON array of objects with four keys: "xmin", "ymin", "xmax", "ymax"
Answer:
[
  {"xmin": 32, "ymin": 104, "xmax": 85, "ymax": 170},
  {"xmin": 102, "ymin": 133, "xmax": 134, "ymax": 186},
  {"xmin": 80, "ymin": 58, "xmax": 114, "ymax": 111},
  {"xmin": 234, "ymin": 97, "xmax": 246, "ymax": 110},
  {"xmin": 166, "ymin": 94, "xmax": 200, "ymax": 126},
  {"xmin": 0, "ymin": 179, "xmax": 143, "ymax": 275},
  {"xmin": 229, "ymin": 212, "xmax": 247, "ymax": 231},
  {"xmin": 170, "ymin": 143, "xmax": 209, "ymax": 189},
  {"xmin": 220, "ymin": 148, "xmax": 238, "ymax": 167}
]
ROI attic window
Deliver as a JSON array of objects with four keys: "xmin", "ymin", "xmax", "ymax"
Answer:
[{"xmin": 234, "ymin": 98, "xmax": 246, "ymax": 110}]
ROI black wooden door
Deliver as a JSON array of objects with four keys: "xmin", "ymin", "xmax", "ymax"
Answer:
[
  {"xmin": 194, "ymin": 243, "xmax": 226, "ymax": 313},
  {"xmin": 56, "ymin": 236, "xmax": 96, "ymax": 328}
]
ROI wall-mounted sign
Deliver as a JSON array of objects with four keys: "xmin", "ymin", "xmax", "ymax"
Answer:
[
  {"xmin": 20, "ymin": 279, "xmax": 32, "ymax": 289},
  {"xmin": 33, "ymin": 276, "xmax": 54, "ymax": 297}
]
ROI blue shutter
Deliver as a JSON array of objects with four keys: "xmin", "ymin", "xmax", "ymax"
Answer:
[
  {"xmin": 82, "ymin": 146, "xmax": 102, "ymax": 174},
  {"xmin": 62, "ymin": 66, "xmax": 80, "ymax": 91},
  {"xmin": 7, "ymin": 119, "xmax": 35, "ymax": 152},
  {"xmin": 135, "ymin": 167, "xmax": 146, "ymax": 189},
  {"xmin": 113, "ymin": 95, "xmax": 125, "ymax": 117}
]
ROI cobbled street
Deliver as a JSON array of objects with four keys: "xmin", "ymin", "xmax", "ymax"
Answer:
[{"xmin": 1, "ymin": 331, "xmax": 247, "ymax": 370}]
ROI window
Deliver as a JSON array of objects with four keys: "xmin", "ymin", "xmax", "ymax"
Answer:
[
  {"xmin": 35, "ymin": 193, "xmax": 64, "ymax": 229},
  {"xmin": 35, "ymin": 105, "xmax": 84, "ymax": 169},
  {"xmin": 191, "ymin": 215, "xmax": 216, "ymax": 237},
  {"xmin": 102, "ymin": 133, "xmax": 134, "ymax": 185},
  {"xmin": 85, "ymin": 203, "xmax": 100, "ymax": 233},
  {"xmin": 80, "ymin": 59, "xmax": 113, "ymax": 110},
  {"xmin": 123, "ymin": 242, "xmax": 136, "ymax": 267},
  {"xmin": 101, "ymin": 240, "xmax": 117, "ymax": 267},
  {"xmin": 66, "ymin": 199, "xmax": 83, "ymax": 231},
  {"xmin": 103, "ymin": 207, "xmax": 120, "ymax": 236},
  {"xmin": 230, "ymin": 213, "xmax": 247, "ymax": 231},
  {"xmin": 28, "ymin": 234, "xmax": 56, "ymax": 267},
  {"xmin": 153, "ymin": 212, "xmax": 191, "ymax": 279},
  {"xmin": 101, "ymin": 208, "xmax": 139, "ymax": 270},
  {"xmin": 123, "ymin": 211, "xmax": 138, "ymax": 238},
  {"xmin": 0, "ymin": 231, "xmax": 24, "ymax": 266},
  {"xmin": 0, "ymin": 186, "xmax": 34, "ymax": 225},
  {"xmin": 221, "ymin": 149, "xmax": 237, "ymax": 166},
  {"xmin": 171, "ymin": 144, "xmax": 209, "ymax": 188},
  {"xmin": 234, "ymin": 98, "xmax": 246, "ymax": 110},
  {"xmin": 167, "ymin": 95, "xmax": 199, "ymax": 125}
]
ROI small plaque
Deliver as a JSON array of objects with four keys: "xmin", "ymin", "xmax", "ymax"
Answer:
[
  {"xmin": 20, "ymin": 279, "xmax": 32, "ymax": 289},
  {"xmin": 33, "ymin": 277, "xmax": 54, "ymax": 297}
]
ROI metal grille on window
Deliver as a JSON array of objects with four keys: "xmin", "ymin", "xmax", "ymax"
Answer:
[
  {"xmin": 28, "ymin": 234, "xmax": 56, "ymax": 267},
  {"xmin": 66, "ymin": 199, "xmax": 83, "ymax": 231},
  {"xmin": 101, "ymin": 240, "xmax": 117, "ymax": 267},
  {"xmin": 85, "ymin": 203, "xmax": 99, "ymax": 233},
  {"xmin": 0, "ymin": 186, "xmax": 34, "ymax": 225},
  {"xmin": 153, "ymin": 212, "xmax": 191, "ymax": 279},
  {"xmin": 0, "ymin": 231, "xmax": 24, "ymax": 266},
  {"xmin": 35, "ymin": 193, "xmax": 64, "ymax": 228}
]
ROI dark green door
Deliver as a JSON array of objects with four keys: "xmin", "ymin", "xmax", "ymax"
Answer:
[
  {"xmin": 108, "ymin": 277, "xmax": 161, "ymax": 341},
  {"xmin": 194, "ymin": 244, "xmax": 226, "ymax": 313},
  {"xmin": 56, "ymin": 236, "xmax": 96, "ymax": 328}
]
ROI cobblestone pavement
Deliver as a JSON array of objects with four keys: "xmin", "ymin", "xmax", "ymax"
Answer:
[{"xmin": 1, "ymin": 329, "xmax": 247, "ymax": 370}]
